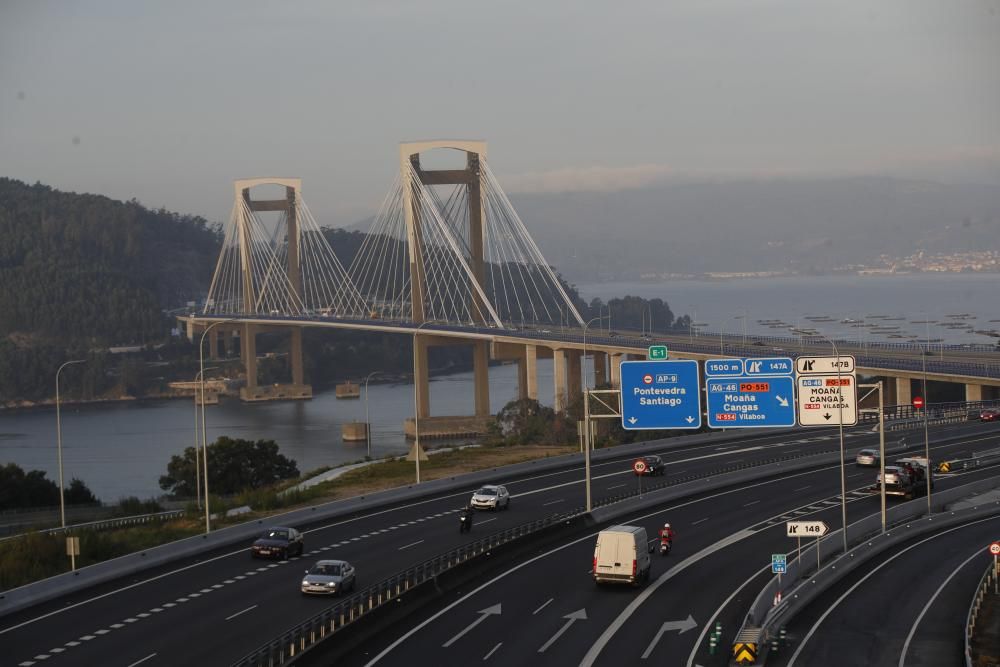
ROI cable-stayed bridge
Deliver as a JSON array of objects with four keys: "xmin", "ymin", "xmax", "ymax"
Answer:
[{"xmin": 180, "ymin": 140, "xmax": 1000, "ymax": 436}]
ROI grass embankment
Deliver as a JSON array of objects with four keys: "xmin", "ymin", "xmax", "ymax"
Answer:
[{"xmin": 0, "ymin": 444, "xmax": 575, "ymax": 590}]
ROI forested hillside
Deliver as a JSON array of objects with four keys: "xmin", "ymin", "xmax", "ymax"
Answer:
[{"xmin": 0, "ymin": 178, "xmax": 221, "ymax": 345}]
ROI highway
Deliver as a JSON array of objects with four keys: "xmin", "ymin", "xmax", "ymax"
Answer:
[
  {"xmin": 335, "ymin": 424, "xmax": 1000, "ymax": 667},
  {"xmin": 769, "ymin": 515, "xmax": 1000, "ymax": 666},
  {"xmin": 3, "ymin": 421, "xmax": 998, "ymax": 666}
]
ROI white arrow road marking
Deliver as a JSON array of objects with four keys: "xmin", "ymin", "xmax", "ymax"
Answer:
[
  {"xmin": 442, "ymin": 604, "xmax": 502, "ymax": 648},
  {"xmin": 642, "ymin": 615, "xmax": 698, "ymax": 659},
  {"xmin": 538, "ymin": 609, "xmax": 587, "ymax": 653},
  {"xmin": 776, "ymin": 395, "xmax": 789, "ymax": 407}
]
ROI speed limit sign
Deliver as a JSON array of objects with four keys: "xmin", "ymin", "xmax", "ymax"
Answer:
[
  {"xmin": 633, "ymin": 459, "xmax": 647, "ymax": 474},
  {"xmin": 989, "ymin": 542, "xmax": 1000, "ymax": 555}
]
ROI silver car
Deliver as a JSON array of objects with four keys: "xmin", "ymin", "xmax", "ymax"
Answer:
[
  {"xmin": 470, "ymin": 484, "xmax": 510, "ymax": 510},
  {"xmin": 301, "ymin": 559, "xmax": 356, "ymax": 596},
  {"xmin": 855, "ymin": 449, "xmax": 880, "ymax": 467}
]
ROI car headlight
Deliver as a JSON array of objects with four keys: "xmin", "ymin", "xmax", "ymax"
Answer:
[
  {"xmin": 302, "ymin": 580, "xmax": 308, "ymax": 585},
  {"xmin": 327, "ymin": 582, "xmax": 336, "ymax": 587}
]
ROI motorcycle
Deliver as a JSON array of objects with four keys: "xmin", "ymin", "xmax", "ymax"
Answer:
[
  {"xmin": 659, "ymin": 539, "xmax": 672, "ymax": 556},
  {"xmin": 459, "ymin": 509, "xmax": 473, "ymax": 533}
]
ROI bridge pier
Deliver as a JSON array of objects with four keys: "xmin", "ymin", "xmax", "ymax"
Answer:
[
  {"xmin": 895, "ymin": 376, "xmax": 911, "ymax": 406},
  {"xmin": 554, "ymin": 349, "xmax": 569, "ymax": 413},
  {"xmin": 966, "ymin": 383, "xmax": 984, "ymax": 402},
  {"xmin": 414, "ymin": 334, "xmax": 431, "ymax": 418},
  {"xmin": 242, "ymin": 323, "xmax": 258, "ymax": 393},
  {"xmin": 521, "ymin": 344, "xmax": 539, "ymax": 401},
  {"xmin": 473, "ymin": 340, "xmax": 490, "ymax": 417},
  {"xmin": 593, "ymin": 351, "xmax": 608, "ymax": 387},
  {"xmin": 610, "ymin": 353, "xmax": 623, "ymax": 389}
]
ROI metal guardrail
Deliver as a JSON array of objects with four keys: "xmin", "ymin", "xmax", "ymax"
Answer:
[
  {"xmin": 965, "ymin": 560, "xmax": 996, "ymax": 667},
  {"xmin": 938, "ymin": 447, "xmax": 1000, "ymax": 474},
  {"xmin": 0, "ymin": 510, "xmax": 186, "ymax": 543},
  {"xmin": 230, "ymin": 510, "xmax": 583, "ymax": 667}
]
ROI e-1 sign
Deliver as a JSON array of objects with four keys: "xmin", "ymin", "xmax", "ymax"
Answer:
[{"xmin": 786, "ymin": 520, "xmax": 829, "ymax": 537}]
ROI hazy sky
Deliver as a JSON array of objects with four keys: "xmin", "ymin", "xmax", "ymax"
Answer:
[{"xmin": 2, "ymin": 1, "xmax": 998, "ymax": 225}]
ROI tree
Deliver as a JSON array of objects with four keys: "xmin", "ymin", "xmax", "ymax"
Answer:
[
  {"xmin": 159, "ymin": 437, "xmax": 299, "ymax": 497},
  {"xmin": 0, "ymin": 463, "xmax": 98, "ymax": 510}
]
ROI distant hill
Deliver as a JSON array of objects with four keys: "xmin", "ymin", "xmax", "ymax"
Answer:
[
  {"xmin": 502, "ymin": 177, "xmax": 1000, "ymax": 281},
  {"xmin": 0, "ymin": 178, "xmax": 221, "ymax": 346}
]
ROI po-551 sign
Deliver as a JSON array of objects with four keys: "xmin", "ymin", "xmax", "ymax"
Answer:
[{"xmin": 786, "ymin": 520, "xmax": 829, "ymax": 537}]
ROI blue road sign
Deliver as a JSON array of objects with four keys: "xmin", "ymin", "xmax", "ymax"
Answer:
[
  {"xmin": 706, "ymin": 375, "xmax": 796, "ymax": 428},
  {"xmin": 620, "ymin": 360, "xmax": 702, "ymax": 430},
  {"xmin": 744, "ymin": 357, "xmax": 794, "ymax": 376},
  {"xmin": 705, "ymin": 358, "xmax": 743, "ymax": 377},
  {"xmin": 772, "ymin": 554, "xmax": 787, "ymax": 574}
]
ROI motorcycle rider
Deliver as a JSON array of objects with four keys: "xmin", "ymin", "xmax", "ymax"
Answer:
[
  {"xmin": 459, "ymin": 504, "xmax": 474, "ymax": 532},
  {"xmin": 659, "ymin": 522, "xmax": 675, "ymax": 547}
]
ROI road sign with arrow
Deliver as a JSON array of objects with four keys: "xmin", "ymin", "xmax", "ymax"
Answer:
[
  {"xmin": 620, "ymin": 360, "xmax": 702, "ymax": 430},
  {"xmin": 795, "ymin": 356, "xmax": 857, "ymax": 427}
]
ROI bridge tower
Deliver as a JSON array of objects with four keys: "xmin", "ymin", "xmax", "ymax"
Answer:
[
  {"xmin": 400, "ymin": 140, "xmax": 492, "ymax": 421},
  {"xmin": 232, "ymin": 177, "xmax": 309, "ymax": 401}
]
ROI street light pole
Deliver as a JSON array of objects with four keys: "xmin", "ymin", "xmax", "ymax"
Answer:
[
  {"xmin": 199, "ymin": 318, "xmax": 237, "ymax": 534},
  {"xmin": 363, "ymin": 370, "xmax": 382, "ymax": 460},
  {"xmin": 55, "ymin": 359, "xmax": 86, "ymax": 529},
  {"xmin": 817, "ymin": 332, "xmax": 849, "ymax": 555},
  {"xmin": 193, "ymin": 366, "xmax": 218, "ymax": 509}
]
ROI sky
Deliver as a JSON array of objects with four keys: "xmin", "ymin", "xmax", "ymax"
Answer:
[{"xmin": 1, "ymin": 0, "xmax": 998, "ymax": 226}]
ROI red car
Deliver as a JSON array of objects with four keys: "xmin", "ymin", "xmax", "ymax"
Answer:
[{"xmin": 981, "ymin": 410, "xmax": 999, "ymax": 422}]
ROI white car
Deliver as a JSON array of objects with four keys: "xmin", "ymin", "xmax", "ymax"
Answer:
[
  {"xmin": 470, "ymin": 484, "xmax": 510, "ymax": 511},
  {"xmin": 855, "ymin": 449, "xmax": 880, "ymax": 467}
]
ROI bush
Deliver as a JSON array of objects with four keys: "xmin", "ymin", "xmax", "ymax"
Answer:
[{"xmin": 159, "ymin": 437, "xmax": 299, "ymax": 497}]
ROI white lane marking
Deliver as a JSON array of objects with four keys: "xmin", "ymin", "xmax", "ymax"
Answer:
[
  {"xmin": 398, "ymin": 540, "xmax": 424, "ymax": 551},
  {"xmin": 94, "ymin": 628, "xmax": 110, "ymax": 635},
  {"xmin": 744, "ymin": 500, "xmax": 760, "ymax": 507},
  {"xmin": 715, "ymin": 445, "xmax": 738, "ymax": 451},
  {"xmin": 898, "ymin": 546, "xmax": 985, "ymax": 666},
  {"xmin": 478, "ymin": 517, "xmax": 498, "ymax": 525},
  {"xmin": 607, "ymin": 484, "xmax": 626, "ymax": 490},
  {"xmin": 225, "ymin": 605, "xmax": 258, "ymax": 622},
  {"xmin": 691, "ymin": 518, "xmax": 709, "ymax": 525},
  {"xmin": 80, "ymin": 634, "xmax": 96, "ymax": 640},
  {"xmin": 123, "ymin": 618, "xmax": 138, "ymax": 623},
  {"xmin": 110, "ymin": 623, "xmax": 124, "ymax": 629},
  {"xmin": 65, "ymin": 640, "xmax": 80, "ymax": 645},
  {"xmin": 126, "ymin": 653, "xmax": 157, "ymax": 667},
  {"xmin": 162, "ymin": 603, "xmax": 175, "ymax": 608},
  {"xmin": 18, "ymin": 661, "xmax": 35, "ymax": 666},
  {"xmin": 793, "ymin": 485, "xmax": 812, "ymax": 492},
  {"xmin": 484, "ymin": 642, "xmax": 502, "ymax": 660},
  {"xmin": 543, "ymin": 499, "xmax": 564, "ymax": 506},
  {"xmin": 364, "ymin": 465, "xmax": 840, "ymax": 666},
  {"xmin": 49, "ymin": 648, "xmax": 65, "ymax": 653},
  {"xmin": 149, "ymin": 608, "xmax": 163, "ymax": 613},
  {"xmin": 533, "ymin": 598, "xmax": 553, "ymax": 615},
  {"xmin": 787, "ymin": 517, "xmax": 997, "ymax": 666}
]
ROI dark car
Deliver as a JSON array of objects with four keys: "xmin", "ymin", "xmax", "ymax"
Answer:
[
  {"xmin": 634, "ymin": 455, "xmax": 665, "ymax": 476},
  {"xmin": 251, "ymin": 526, "xmax": 304, "ymax": 560},
  {"xmin": 981, "ymin": 410, "xmax": 999, "ymax": 422}
]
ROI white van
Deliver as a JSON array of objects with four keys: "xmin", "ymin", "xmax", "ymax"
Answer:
[{"xmin": 593, "ymin": 525, "xmax": 652, "ymax": 586}]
